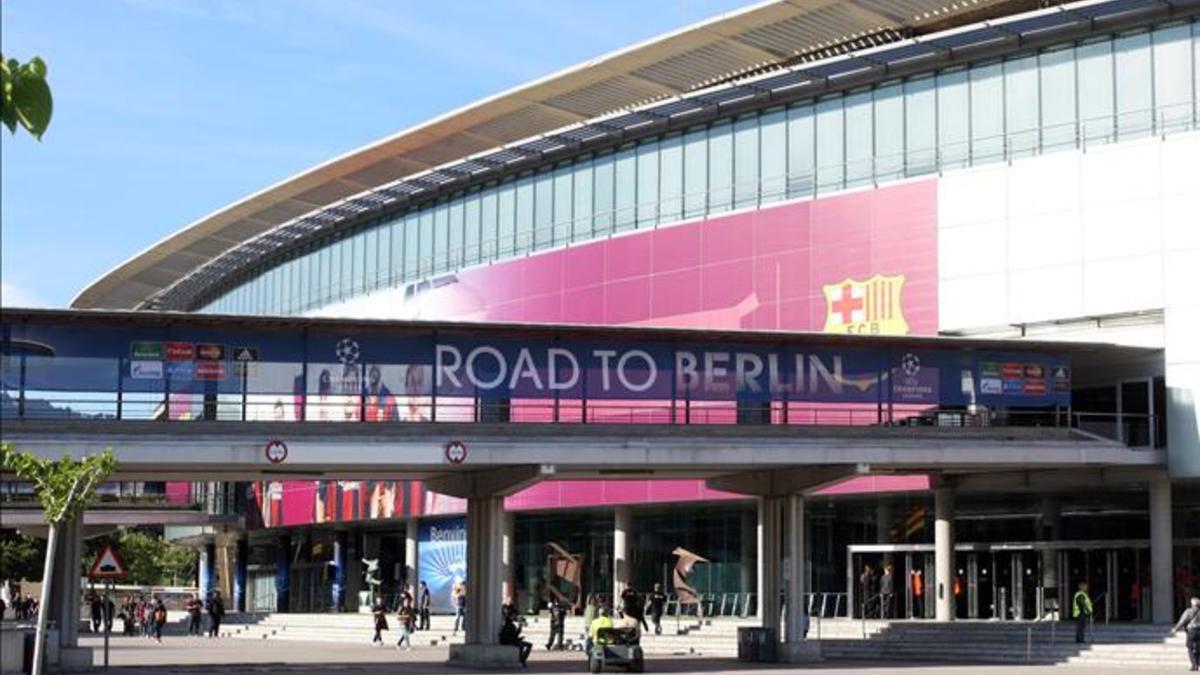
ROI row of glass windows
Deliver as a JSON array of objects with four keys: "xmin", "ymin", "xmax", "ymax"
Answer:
[{"xmin": 202, "ymin": 21, "xmax": 1199, "ymax": 316}]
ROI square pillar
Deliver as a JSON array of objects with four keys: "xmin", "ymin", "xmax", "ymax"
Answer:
[
  {"xmin": 405, "ymin": 517, "xmax": 418, "ymax": 593},
  {"xmin": 613, "ymin": 506, "xmax": 631, "ymax": 603},
  {"xmin": 934, "ymin": 487, "xmax": 956, "ymax": 622},
  {"xmin": 759, "ymin": 496, "xmax": 783, "ymax": 636},
  {"xmin": 1149, "ymin": 477, "xmax": 1173, "ymax": 623},
  {"xmin": 464, "ymin": 496, "xmax": 504, "ymax": 646},
  {"xmin": 233, "ymin": 538, "xmax": 248, "ymax": 613},
  {"xmin": 501, "ymin": 510, "xmax": 515, "ymax": 605}
]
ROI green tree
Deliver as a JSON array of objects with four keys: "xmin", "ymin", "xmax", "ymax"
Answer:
[
  {"xmin": 0, "ymin": 532, "xmax": 46, "ymax": 581},
  {"xmin": 1, "ymin": 443, "xmax": 115, "ymax": 675},
  {"xmin": 84, "ymin": 529, "xmax": 197, "ymax": 586},
  {"xmin": 1, "ymin": 53, "xmax": 53, "ymax": 139}
]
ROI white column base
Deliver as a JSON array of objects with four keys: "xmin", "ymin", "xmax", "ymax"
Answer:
[
  {"xmin": 447, "ymin": 644, "xmax": 522, "ymax": 668},
  {"xmin": 779, "ymin": 640, "xmax": 823, "ymax": 663}
]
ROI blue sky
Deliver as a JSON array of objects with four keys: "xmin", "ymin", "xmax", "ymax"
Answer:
[{"xmin": 1, "ymin": 0, "xmax": 750, "ymax": 308}]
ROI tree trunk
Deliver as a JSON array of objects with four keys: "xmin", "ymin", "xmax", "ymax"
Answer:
[{"xmin": 32, "ymin": 520, "xmax": 59, "ymax": 675}]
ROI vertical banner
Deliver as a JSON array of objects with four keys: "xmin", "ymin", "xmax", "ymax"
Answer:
[{"xmin": 418, "ymin": 517, "xmax": 466, "ymax": 613}]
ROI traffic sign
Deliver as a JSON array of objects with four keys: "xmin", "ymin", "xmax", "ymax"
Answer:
[
  {"xmin": 265, "ymin": 439, "xmax": 288, "ymax": 464},
  {"xmin": 88, "ymin": 543, "xmax": 127, "ymax": 579},
  {"xmin": 444, "ymin": 439, "xmax": 468, "ymax": 464}
]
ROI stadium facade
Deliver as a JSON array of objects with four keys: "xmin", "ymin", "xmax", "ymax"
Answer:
[{"xmin": 70, "ymin": 0, "xmax": 1200, "ymax": 623}]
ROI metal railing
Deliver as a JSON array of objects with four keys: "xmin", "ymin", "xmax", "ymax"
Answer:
[{"xmin": 207, "ymin": 102, "xmax": 1200, "ymax": 316}]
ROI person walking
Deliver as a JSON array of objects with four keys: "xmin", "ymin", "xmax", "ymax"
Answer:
[
  {"xmin": 418, "ymin": 581, "xmax": 432, "ymax": 631},
  {"xmin": 545, "ymin": 598, "xmax": 567, "ymax": 651},
  {"xmin": 452, "ymin": 581, "xmax": 466, "ymax": 635},
  {"xmin": 621, "ymin": 585, "xmax": 648, "ymax": 632},
  {"xmin": 880, "ymin": 564, "xmax": 896, "ymax": 619},
  {"xmin": 151, "ymin": 596, "xmax": 168, "ymax": 644},
  {"xmin": 89, "ymin": 593, "xmax": 103, "ymax": 633},
  {"xmin": 186, "ymin": 594, "xmax": 203, "ymax": 636},
  {"xmin": 859, "ymin": 564, "xmax": 878, "ymax": 618},
  {"xmin": 1072, "ymin": 581, "xmax": 1094, "ymax": 644},
  {"xmin": 395, "ymin": 599, "xmax": 415, "ymax": 651},
  {"xmin": 1170, "ymin": 596, "xmax": 1200, "ymax": 671},
  {"xmin": 582, "ymin": 594, "xmax": 597, "ymax": 645},
  {"xmin": 370, "ymin": 594, "xmax": 389, "ymax": 646},
  {"xmin": 649, "ymin": 584, "xmax": 667, "ymax": 635},
  {"xmin": 206, "ymin": 591, "xmax": 226, "ymax": 638}
]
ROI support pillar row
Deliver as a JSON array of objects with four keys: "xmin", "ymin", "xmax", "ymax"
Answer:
[
  {"xmin": 759, "ymin": 496, "xmax": 783, "ymax": 638},
  {"xmin": 613, "ymin": 506, "xmax": 631, "ymax": 603},
  {"xmin": 934, "ymin": 487, "xmax": 956, "ymax": 622},
  {"xmin": 1149, "ymin": 477, "xmax": 1173, "ymax": 624},
  {"xmin": 463, "ymin": 496, "xmax": 504, "ymax": 646}
]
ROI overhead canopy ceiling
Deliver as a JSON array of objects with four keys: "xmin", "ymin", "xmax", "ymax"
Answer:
[{"xmin": 72, "ymin": 0, "xmax": 1064, "ymax": 311}]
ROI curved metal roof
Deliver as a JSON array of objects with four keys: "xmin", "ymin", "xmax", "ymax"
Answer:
[{"xmin": 72, "ymin": 0, "xmax": 1096, "ymax": 310}]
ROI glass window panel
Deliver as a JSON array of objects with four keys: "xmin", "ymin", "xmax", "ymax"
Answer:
[
  {"xmin": 404, "ymin": 214, "xmax": 419, "ymax": 281},
  {"xmin": 553, "ymin": 164, "xmax": 572, "ymax": 245},
  {"xmin": 636, "ymin": 140, "xmax": 659, "ymax": 228},
  {"xmin": 481, "ymin": 185, "xmax": 499, "ymax": 261},
  {"xmin": 786, "ymin": 103, "xmax": 815, "ymax": 196},
  {"xmin": 434, "ymin": 202, "xmax": 450, "ymax": 272},
  {"xmin": 418, "ymin": 209, "xmax": 434, "ymax": 277},
  {"xmin": 844, "ymin": 90, "xmax": 873, "ymax": 186},
  {"xmin": 937, "ymin": 70, "xmax": 969, "ymax": 169},
  {"xmin": 873, "ymin": 84, "xmax": 903, "ymax": 181},
  {"xmin": 340, "ymin": 235, "xmax": 354, "ymax": 298},
  {"xmin": 905, "ymin": 76, "xmax": 936, "ymax": 176},
  {"xmin": 351, "ymin": 230, "xmax": 365, "ymax": 293},
  {"xmin": 319, "ymin": 242, "xmax": 332, "ymax": 304},
  {"xmin": 1077, "ymin": 39, "xmax": 1115, "ymax": 143},
  {"xmin": 708, "ymin": 120, "xmax": 733, "ymax": 214},
  {"xmin": 389, "ymin": 220, "xmax": 402, "ymax": 285},
  {"xmin": 534, "ymin": 170, "xmax": 554, "ymax": 250},
  {"xmin": 377, "ymin": 222, "xmax": 390, "ymax": 288},
  {"xmin": 515, "ymin": 174, "xmax": 535, "ymax": 254},
  {"xmin": 683, "ymin": 128, "xmax": 708, "ymax": 219},
  {"xmin": 759, "ymin": 109, "xmax": 786, "ymax": 204},
  {"xmin": 573, "ymin": 157, "xmax": 594, "ymax": 241},
  {"xmin": 1152, "ymin": 24, "xmax": 1194, "ymax": 130},
  {"xmin": 497, "ymin": 180, "xmax": 516, "ymax": 257},
  {"xmin": 593, "ymin": 152, "xmax": 615, "ymax": 236},
  {"xmin": 1115, "ymin": 32, "xmax": 1153, "ymax": 138},
  {"xmin": 464, "ymin": 191, "xmax": 481, "ymax": 264},
  {"xmin": 659, "ymin": 134, "xmax": 684, "ymax": 221},
  {"xmin": 329, "ymin": 237, "xmax": 343, "ymax": 300},
  {"xmin": 733, "ymin": 114, "xmax": 759, "ymax": 208},
  {"xmin": 1040, "ymin": 47, "xmax": 1077, "ymax": 151},
  {"xmin": 968, "ymin": 63, "xmax": 1005, "ymax": 163},
  {"xmin": 449, "ymin": 199, "xmax": 465, "ymax": 269},
  {"xmin": 815, "ymin": 95, "xmax": 844, "ymax": 193},
  {"xmin": 614, "ymin": 145, "xmax": 637, "ymax": 232},
  {"xmin": 1005, "ymin": 55, "xmax": 1040, "ymax": 157}
]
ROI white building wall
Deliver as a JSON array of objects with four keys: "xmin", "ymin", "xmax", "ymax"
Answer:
[{"xmin": 939, "ymin": 130, "xmax": 1200, "ymax": 476}]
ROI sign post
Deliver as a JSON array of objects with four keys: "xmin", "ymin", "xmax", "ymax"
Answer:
[{"xmin": 88, "ymin": 543, "xmax": 127, "ymax": 669}]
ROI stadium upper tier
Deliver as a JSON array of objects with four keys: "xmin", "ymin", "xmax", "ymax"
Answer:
[{"xmin": 74, "ymin": 0, "xmax": 1200, "ymax": 312}]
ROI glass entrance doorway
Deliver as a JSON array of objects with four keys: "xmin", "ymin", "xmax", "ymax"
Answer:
[{"xmin": 847, "ymin": 541, "xmax": 1150, "ymax": 621}]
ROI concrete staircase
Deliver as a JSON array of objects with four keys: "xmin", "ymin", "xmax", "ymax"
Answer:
[
  {"xmin": 219, "ymin": 612, "xmax": 745, "ymax": 656},
  {"xmin": 815, "ymin": 620, "xmax": 1185, "ymax": 668},
  {"xmin": 217, "ymin": 613, "xmax": 1186, "ymax": 668}
]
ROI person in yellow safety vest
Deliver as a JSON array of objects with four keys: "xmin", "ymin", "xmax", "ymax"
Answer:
[
  {"xmin": 588, "ymin": 607, "xmax": 614, "ymax": 654},
  {"xmin": 1072, "ymin": 581, "xmax": 1094, "ymax": 644}
]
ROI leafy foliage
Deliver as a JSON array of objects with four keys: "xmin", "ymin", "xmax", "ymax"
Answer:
[
  {"xmin": 1, "ymin": 54, "xmax": 53, "ymax": 139},
  {"xmin": 1, "ymin": 443, "xmax": 117, "ymax": 523},
  {"xmin": 83, "ymin": 529, "xmax": 197, "ymax": 586},
  {"xmin": 0, "ymin": 532, "xmax": 46, "ymax": 582}
]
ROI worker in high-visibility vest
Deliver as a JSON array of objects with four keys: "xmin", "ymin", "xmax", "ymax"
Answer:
[{"xmin": 1072, "ymin": 581, "xmax": 1094, "ymax": 644}]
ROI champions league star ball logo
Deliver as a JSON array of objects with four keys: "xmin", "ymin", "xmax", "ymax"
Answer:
[
  {"xmin": 335, "ymin": 337, "xmax": 360, "ymax": 365},
  {"xmin": 901, "ymin": 353, "xmax": 921, "ymax": 377}
]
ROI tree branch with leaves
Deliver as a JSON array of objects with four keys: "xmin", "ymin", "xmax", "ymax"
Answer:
[
  {"xmin": 2, "ymin": 443, "xmax": 115, "ymax": 675},
  {"xmin": 1, "ymin": 53, "xmax": 53, "ymax": 140}
]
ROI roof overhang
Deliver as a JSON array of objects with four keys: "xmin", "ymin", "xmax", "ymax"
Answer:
[{"xmin": 73, "ymin": 0, "xmax": 1057, "ymax": 311}]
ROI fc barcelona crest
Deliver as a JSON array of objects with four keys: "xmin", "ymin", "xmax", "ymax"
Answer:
[{"xmin": 822, "ymin": 274, "xmax": 909, "ymax": 335}]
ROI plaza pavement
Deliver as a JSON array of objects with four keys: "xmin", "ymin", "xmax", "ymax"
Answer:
[{"xmin": 79, "ymin": 634, "xmax": 1188, "ymax": 674}]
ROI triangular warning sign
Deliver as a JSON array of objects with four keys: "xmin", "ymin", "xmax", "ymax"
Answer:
[{"xmin": 88, "ymin": 543, "xmax": 127, "ymax": 579}]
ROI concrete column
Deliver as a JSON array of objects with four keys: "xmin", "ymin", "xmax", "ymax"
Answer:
[
  {"xmin": 1149, "ymin": 478, "xmax": 1174, "ymax": 623},
  {"xmin": 405, "ymin": 517, "xmax": 419, "ymax": 593},
  {"xmin": 783, "ymin": 494, "xmax": 805, "ymax": 643},
  {"xmin": 1039, "ymin": 496, "xmax": 1060, "ymax": 590},
  {"xmin": 613, "ymin": 506, "xmax": 631, "ymax": 603},
  {"xmin": 53, "ymin": 517, "xmax": 83, "ymax": 649},
  {"xmin": 741, "ymin": 505, "xmax": 757, "ymax": 609},
  {"xmin": 199, "ymin": 542, "xmax": 215, "ymax": 600},
  {"xmin": 501, "ymin": 510, "xmax": 515, "ymax": 605},
  {"xmin": 275, "ymin": 534, "xmax": 291, "ymax": 613},
  {"xmin": 464, "ymin": 496, "xmax": 505, "ymax": 646},
  {"xmin": 934, "ymin": 487, "xmax": 956, "ymax": 622},
  {"xmin": 331, "ymin": 532, "xmax": 347, "ymax": 612},
  {"xmin": 759, "ymin": 496, "xmax": 783, "ymax": 636},
  {"xmin": 756, "ymin": 497, "xmax": 766, "ymax": 618},
  {"xmin": 233, "ymin": 538, "xmax": 248, "ymax": 613}
]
